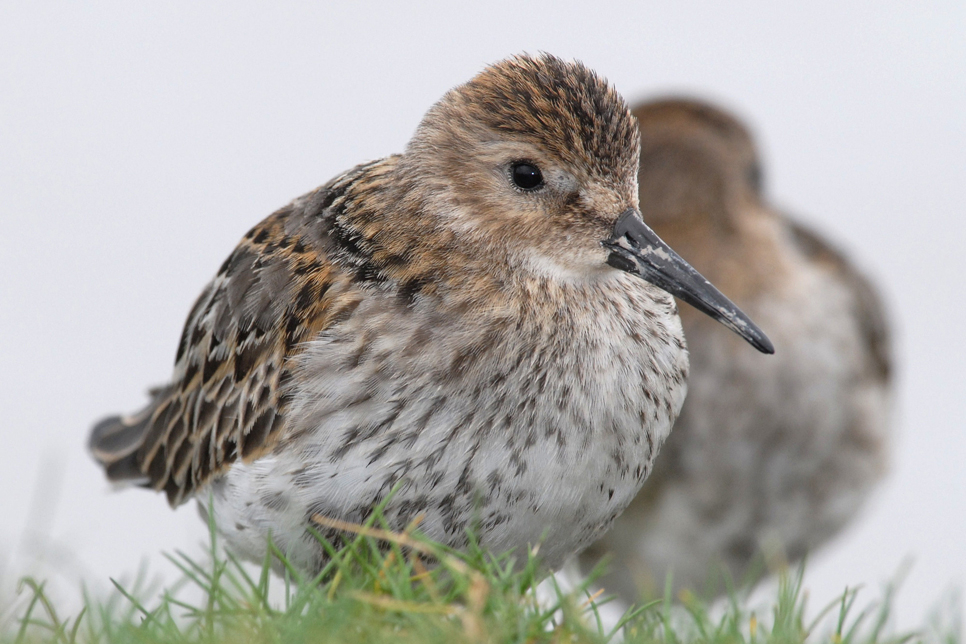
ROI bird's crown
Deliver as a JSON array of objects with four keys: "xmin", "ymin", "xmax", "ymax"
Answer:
[{"xmin": 412, "ymin": 53, "xmax": 640, "ymax": 185}]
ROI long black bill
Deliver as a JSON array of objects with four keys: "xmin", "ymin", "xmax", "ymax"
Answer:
[{"xmin": 603, "ymin": 209, "xmax": 774, "ymax": 354}]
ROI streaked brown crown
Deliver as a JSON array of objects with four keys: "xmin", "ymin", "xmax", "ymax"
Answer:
[{"xmin": 418, "ymin": 54, "xmax": 640, "ymax": 184}]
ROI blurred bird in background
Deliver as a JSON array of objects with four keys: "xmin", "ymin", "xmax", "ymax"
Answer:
[{"xmin": 580, "ymin": 98, "xmax": 893, "ymax": 601}]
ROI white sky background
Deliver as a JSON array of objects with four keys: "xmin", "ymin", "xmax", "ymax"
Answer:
[{"xmin": 1, "ymin": 0, "xmax": 964, "ymax": 631}]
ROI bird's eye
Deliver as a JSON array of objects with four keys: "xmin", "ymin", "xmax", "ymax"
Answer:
[{"xmin": 510, "ymin": 162, "xmax": 544, "ymax": 191}]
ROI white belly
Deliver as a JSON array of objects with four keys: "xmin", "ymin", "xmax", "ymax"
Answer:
[{"xmin": 202, "ymin": 276, "xmax": 689, "ymax": 572}]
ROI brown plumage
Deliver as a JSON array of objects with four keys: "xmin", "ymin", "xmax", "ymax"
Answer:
[
  {"xmin": 90, "ymin": 57, "xmax": 647, "ymax": 510},
  {"xmin": 89, "ymin": 165, "xmax": 375, "ymax": 505},
  {"xmin": 89, "ymin": 57, "xmax": 771, "ymax": 574},
  {"xmin": 580, "ymin": 98, "xmax": 892, "ymax": 599}
]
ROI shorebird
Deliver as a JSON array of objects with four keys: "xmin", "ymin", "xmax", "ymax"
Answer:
[
  {"xmin": 88, "ymin": 55, "xmax": 772, "ymax": 575},
  {"xmin": 579, "ymin": 98, "xmax": 892, "ymax": 600}
]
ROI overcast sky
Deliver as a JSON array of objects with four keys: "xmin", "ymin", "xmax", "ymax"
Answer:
[{"xmin": 1, "ymin": 0, "xmax": 964, "ymax": 631}]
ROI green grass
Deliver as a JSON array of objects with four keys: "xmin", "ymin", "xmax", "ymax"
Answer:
[{"xmin": 2, "ymin": 505, "xmax": 960, "ymax": 644}]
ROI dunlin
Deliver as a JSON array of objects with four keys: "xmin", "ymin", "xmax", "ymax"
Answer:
[
  {"xmin": 89, "ymin": 58, "xmax": 771, "ymax": 574},
  {"xmin": 580, "ymin": 98, "xmax": 892, "ymax": 599}
]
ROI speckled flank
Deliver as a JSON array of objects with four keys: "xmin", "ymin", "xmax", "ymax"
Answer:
[
  {"xmin": 581, "ymin": 98, "xmax": 893, "ymax": 600},
  {"xmin": 88, "ymin": 55, "xmax": 713, "ymax": 575}
]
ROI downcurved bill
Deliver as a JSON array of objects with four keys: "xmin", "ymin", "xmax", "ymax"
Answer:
[{"xmin": 603, "ymin": 209, "xmax": 775, "ymax": 354}]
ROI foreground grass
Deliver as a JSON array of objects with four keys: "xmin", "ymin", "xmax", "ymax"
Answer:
[{"xmin": 2, "ymin": 509, "xmax": 960, "ymax": 644}]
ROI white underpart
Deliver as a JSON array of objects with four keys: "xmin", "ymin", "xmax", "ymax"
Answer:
[{"xmin": 201, "ymin": 272, "xmax": 689, "ymax": 573}]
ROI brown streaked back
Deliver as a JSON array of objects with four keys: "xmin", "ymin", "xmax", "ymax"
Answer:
[{"xmin": 89, "ymin": 164, "xmax": 378, "ymax": 506}]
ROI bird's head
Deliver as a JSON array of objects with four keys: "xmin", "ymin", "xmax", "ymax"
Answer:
[
  {"xmin": 632, "ymin": 98, "xmax": 763, "ymax": 230},
  {"xmin": 402, "ymin": 54, "xmax": 772, "ymax": 354}
]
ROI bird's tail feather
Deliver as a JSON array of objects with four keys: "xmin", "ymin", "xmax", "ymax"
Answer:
[{"xmin": 89, "ymin": 404, "xmax": 156, "ymax": 483}]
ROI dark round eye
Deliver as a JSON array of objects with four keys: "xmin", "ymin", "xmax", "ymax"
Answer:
[{"xmin": 510, "ymin": 162, "xmax": 544, "ymax": 191}]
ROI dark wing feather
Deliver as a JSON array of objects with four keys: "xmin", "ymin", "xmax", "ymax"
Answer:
[{"xmin": 89, "ymin": 167, "xmax": 371, "ymax": 506}]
